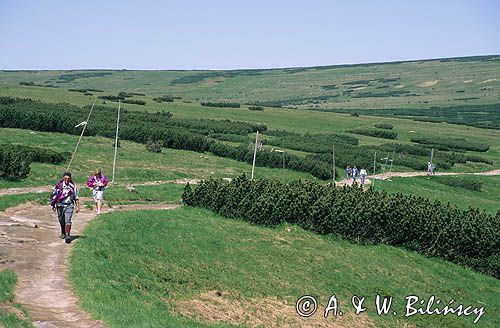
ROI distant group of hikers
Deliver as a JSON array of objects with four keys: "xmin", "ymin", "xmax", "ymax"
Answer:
[
  {"xmin": 345, "ymin": 165, "xmax": 368, "ymax": 185},
  {"xmin": 50, "ymin": 169, "xmax": 108, "ymax": 243}
]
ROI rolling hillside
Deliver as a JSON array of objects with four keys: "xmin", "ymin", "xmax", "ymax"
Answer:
[{"xmin": 1, "ymin": 55, "xmax": 499, "ymax": 128}]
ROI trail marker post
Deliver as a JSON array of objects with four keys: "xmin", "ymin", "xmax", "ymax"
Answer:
[
  {"xmin": 112, "ymin": 101, "xmax": 121, "ymax": 184},
  {"xmin": 66, "ymin": 98, "xmax": 96, "ymax": 171},
  {"xmin": 332, "ymin": 144, "xmax": 336, "ymax": 185},
  {"xmin": 251, "ymin": 131, "xmax": 259, "ymax": 180},
  {"xmin": 389, "ymin": 151, "xmax": 395, "ymax": 173}
]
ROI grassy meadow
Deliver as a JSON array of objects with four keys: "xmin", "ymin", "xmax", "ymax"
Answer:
[
  {"xmin": 0, "ymin": 126, "xmax": 497, "ymax": 213},
  {"xmin": 70, "ymin": 207, "xmax": 500, "ymax": 327},
  {"xmin": 1, "ymin": 55, "xmax": 499, "ymax": 111},
  {"xmin": 0, "ymin": 128, "xmax": 315, "ymax": 190},
  {"xmin": 0, "ymin": 82, "xmax": 499, "ymax": 169},
  {"xmin": 373, "ymin": 175, "xmax": 500, "ymax": 215},
  {"xmin": 0, "ymin": 192, "xmax": 46, "ymax": 212}
]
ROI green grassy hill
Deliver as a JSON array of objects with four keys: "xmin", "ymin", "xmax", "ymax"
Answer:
[
  {"xmin": 1, "ymin": 55, "xmax": 500, "ymax": 128},
  {"xmin": 1, "ymin": 55, "xmax": 498, "ymax": 108},
  {"xmin": 70, "ymin": 207, "xmax": 500, "ymax": 327},
  {"xmin": 0, "ymin": 57, "xmax": 498, "ymax": 208}
]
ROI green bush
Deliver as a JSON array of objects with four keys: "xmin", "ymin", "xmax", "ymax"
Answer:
[
  {"xmin": 377, "ymin": 143, "xmax": 430, "ymax": 156},
  {"xmin": 0, "ymin": 97, "xmax": 265, "ymax": 144},
  {"xmin": 211, "ymin": 133, "xmax": 251, "ymax": 143},
  {"xmin": 262, "ymin": 129, "xmax": 301, "ymax": 138},
  {"xmin": 69, "ymin": 88, "xmax": 104, "ymax": 93},
  {"xmin": 248, "ymin": 106, "xmax": 264, "ymax": 111},
  {"xmin": 352, "ymin": 90, "xmax": 410, "ymax": 98},
  {"xmin": 118, "ymin": 91, "xmax": 145, "ymax": 97},
  {"xmin": 201, "ymin": 101, "xmax": 240, "ymax": 108},
  {"xmin": 307, "ymin": 145, "xmax": 380, "ymax": 172},
  {"xmin": 183, "ymin": 176, "xmax": 500, "ymax": 278},
  {"xmin": 14, "ymin": 145, "xmax": 69, "ymax": 164},
  {"xmin": 326, "ymin": 103, "xmax": 500, "ymax": 130},
  {"xmin": 0, "ymin": 144, "xmax": 69, "ymax": 180},
  {"xmin": 347, "ymin": 127, "xmax": 398, "ymax": 139},
  {"xmin": 153, "ymin": 95, "xmax": 174, "ymax": 103},
  {"xmin": 265, "ymin": 132, "xmax": 358, "ymax": 154},
  {"xmin": 98, "ymin": 95, "xmax": 124, "ymax": 102},
  {"xmin": 465, "ymin": 155, "xmax": 493, "ymax": 165},
  {"xmin": 208, "ymin": 143, "xmax": 335, "ymax": 180},
  {"xmin": 374, "ymin": 123, "xmax": 393, "ymax": 130},
  {"xmin": 0, "ymin": 145, "xmax": 31, "ymax": 180},
  {"xmin": 411, "ymin": 136, "xmax": 490, "ymax": 152},
  {"xmin": 146, "ymin": 140, "xmax": 162, "ymax": 153},
  {"xmin": 122, "ymin": 99, "xmax": 146, "ymax": 105}
]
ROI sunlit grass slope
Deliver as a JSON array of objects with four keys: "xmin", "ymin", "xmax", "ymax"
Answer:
[
  {"xmin": 1, "ymin": 55, "xmax": 499, "ymax": 110},
  {"xmin": 70, "ymin": 207, "xmax": 500, "ymax": 327},
  {"xmin": 373, "ymin": 175, "xmax": 500, "ymax": 215},
  {"xmin": 0, "ymin": 128, "xmax": 315, "ymax": 189}
]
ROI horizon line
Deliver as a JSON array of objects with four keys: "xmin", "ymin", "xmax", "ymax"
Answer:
[{"xmin": 1, "ymin": 54, "xmax": 499, "ymax": 72}]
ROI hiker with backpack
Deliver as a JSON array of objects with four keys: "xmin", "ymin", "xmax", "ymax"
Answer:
[
  {"xmin": 87, "ymin": 168, "xmax": 108, "ymax": 215},
  {"xmin": 50, "ymin": 172, "xmax": 79, "ymax": 244},
  {"xmin": 352, "ymin": 166, "xmax": 359, "ymax": 184},
  {"xmin": 346, "ymin": 165, "xmax": 352, "ymax": 180}
]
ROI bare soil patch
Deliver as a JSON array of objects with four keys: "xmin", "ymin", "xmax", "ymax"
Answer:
[
  {"xmin": 417, "ymin": 80, "xmax": 438, "ymax": 87},
  {"xmin": 173, "ymin": 290, "xmax": 375, "ymax": 327}
]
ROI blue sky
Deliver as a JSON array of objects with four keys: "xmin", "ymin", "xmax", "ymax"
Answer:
[{"xmin": 0, "ymin": 0, "xmax": 499, "ymax": 70}]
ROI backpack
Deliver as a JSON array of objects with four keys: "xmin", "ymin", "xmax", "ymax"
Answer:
[{"xmin": 50, "ymin": 179, "xmax": 76, "ymax": 206}]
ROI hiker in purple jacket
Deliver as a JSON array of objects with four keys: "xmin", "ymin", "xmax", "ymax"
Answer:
[
  {"xmin": 87, "ymin": 169, "xmax": 108, "ymax": 215},
  {"xmin": 50, "ymin": 172, "xmax": 79, "ymax": 243}
]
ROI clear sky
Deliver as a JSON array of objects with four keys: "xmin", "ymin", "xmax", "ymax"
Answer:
[{"xmin": 1, "ymin": 0, "xmax": 499, "ymax": 70}]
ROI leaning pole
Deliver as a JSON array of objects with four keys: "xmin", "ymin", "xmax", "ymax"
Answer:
[
  {"xmin": 112, "ymin": 101, "xmax": 121, "ymax": 184},
  {"xmin": 251, "ymin": 131, "xmax": 259, "ymax": 180}
]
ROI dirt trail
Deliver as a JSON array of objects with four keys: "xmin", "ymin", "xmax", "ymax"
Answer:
[
  {"xmin": 0, "ymin": 185, "xmax": 52, "ymax": 196},
  {"xmin": 0, "ymin": 198, "xmax": 180, "ymax": 328},
  {"xmin": 336, "ymin": 168, "xmax": 500, "ymax": 186},
  {"xmin": 0, "ymin": 179, "xmax": 201, "ymax": 196},
  {"xmin": 2, "ymin": 170, "xmax": 499, "ymax": 195}
]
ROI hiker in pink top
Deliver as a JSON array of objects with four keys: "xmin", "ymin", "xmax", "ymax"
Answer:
[
  {"xmin": 87, "ymin": 169, "xmax": 108, "ymax": 215},
  {"xmin": 50, "ymin": 171, "xmax": 79, "ymax": 243}
]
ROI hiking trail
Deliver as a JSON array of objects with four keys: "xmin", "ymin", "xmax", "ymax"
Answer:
[
  {"xmin": 335, "ymin": 168, "xmax": 500, "ymax": 186},
  {"xmin": 0, "ymin": 197, "xmax": 180, "ymax": 328},
  {"xmin": 1, "ymin": 170, "xmax": 498, "ymax": 196},
  {"xmin": 0, "ymin": 178, "xmax": 201, "ymax": 196}
]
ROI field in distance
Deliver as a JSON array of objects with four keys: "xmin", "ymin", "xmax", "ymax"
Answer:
[{"xmin": 0, "ymin": 55, "xmax": 499, "ymax": 112}]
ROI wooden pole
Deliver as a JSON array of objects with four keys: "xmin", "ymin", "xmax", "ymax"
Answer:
[
  {"xmin": 389, "ymin": 151, "xmax": 395, "ymax": 173},
  {"xmin": 384, "ymin": 152, "xmax": 390, "ymax": 169},
  {"xmin": 332, "ymin": 144, "xmax": 336, "ymax": 185},
  {"xmin": 372, "ymin": 151, "xmax": 377, "ymax": 187},
  {"xmin": 66, "ymin": 98, "xmax": 96, "ymax": 171},
  {"xmin": 282, "ymin": 136, "xmax": 285, "ymax": 182},
  {"xmin": 251, "ymin": 131, "xmax": 259, "ymax": 180},
  {"xmin": 112, "ymin": 101, "xmax": 121, "ymax": 184}
]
